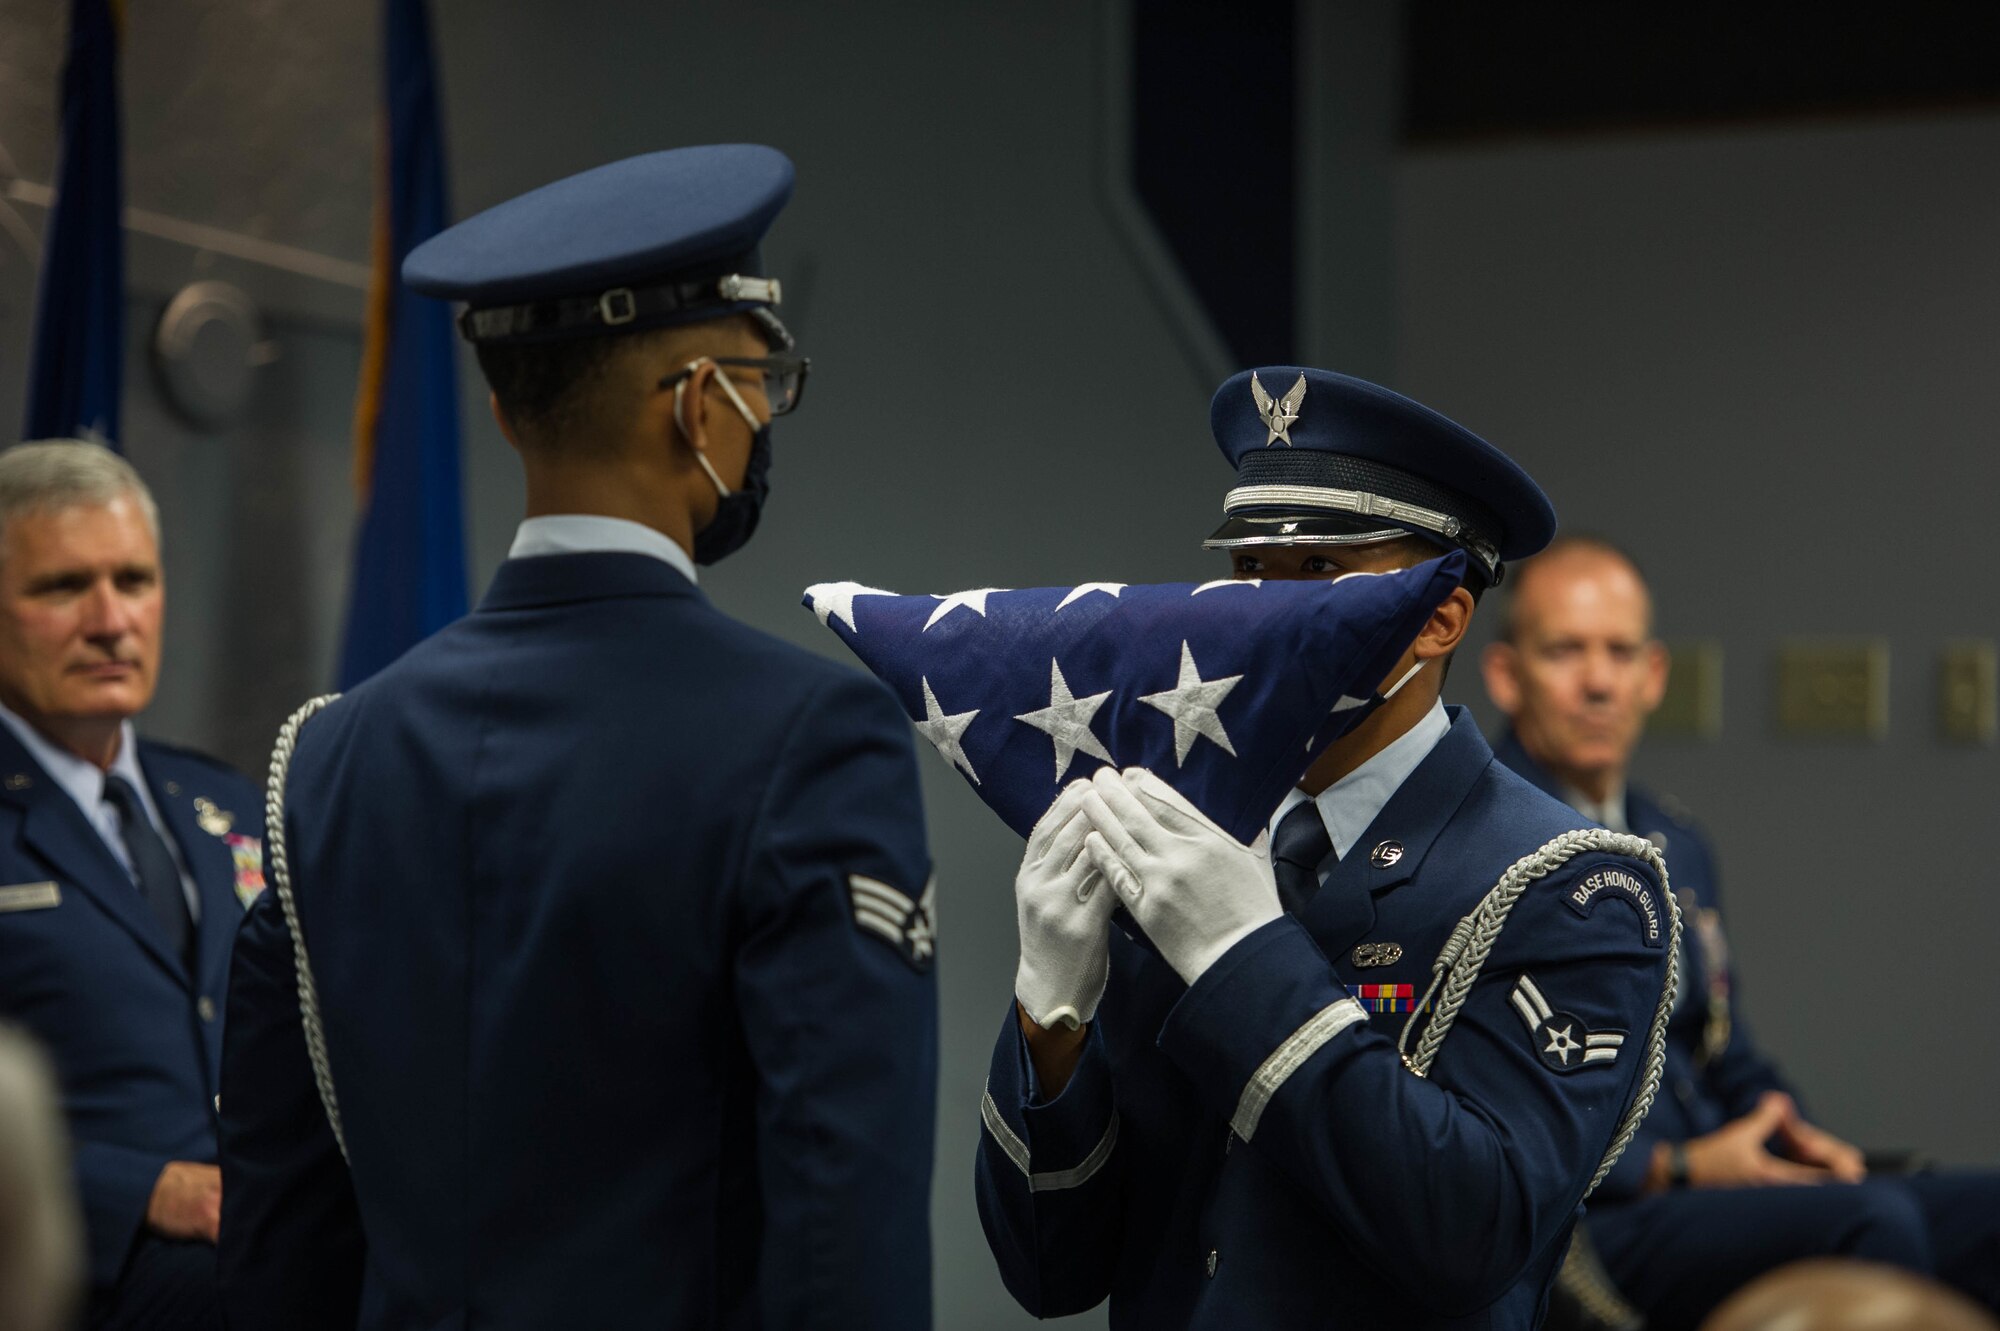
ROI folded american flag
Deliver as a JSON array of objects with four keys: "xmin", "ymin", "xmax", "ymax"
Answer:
[{"xmin": 803, "ymin": 552, "xmax": 1465, "ymax": 844}]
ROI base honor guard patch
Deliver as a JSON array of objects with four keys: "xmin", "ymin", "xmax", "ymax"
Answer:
[
  {"xmin": 224, "ymin": 833, "xmax": 266, "ymax": 907},
  {"xmin": 1509, "ymin": 974, "xmax": 1625, "ymax": 1073},
  {"xmin": 848, "ymin": 873, "xmax": 935, "ymax": 973}
]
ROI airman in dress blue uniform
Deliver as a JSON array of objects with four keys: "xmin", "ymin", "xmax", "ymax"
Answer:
[
  {"xmin": 1484, "ymin": 535, "xmax": 2000, "ymax": 1329},
  {"xmin": 975, "ymin": 369, "xmax": 1679, "ymax": 1329},
  {"xmin": 0, "ymin": 440, "xmax": 263, "ymax": 1330},
  {"xmin": 216, "ymin": 147, "xmax": 938, "ymax": 1330}
]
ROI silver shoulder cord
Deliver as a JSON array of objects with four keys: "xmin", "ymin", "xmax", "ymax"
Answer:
[
  {"xmin": 264, "ymin": 693, "xmax": 349, "ymax": 1163},
  {"xmin": 1394, "ymin": 828, "xmax": 1683, "ymax": 1200}
]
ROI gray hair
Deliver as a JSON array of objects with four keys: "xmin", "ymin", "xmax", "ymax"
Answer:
[
  {"xmin": 0, "ymin": 1025, "xmax": 82, "ymax": 1331},
  {"xmin": 0, "ymin": 440, "xmax": 161, "ymax": 551}
]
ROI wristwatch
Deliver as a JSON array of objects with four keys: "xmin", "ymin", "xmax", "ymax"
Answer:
[{"xmin": 1668, "ymin": 1141, "xmax": 1691, "ymax": 1189}]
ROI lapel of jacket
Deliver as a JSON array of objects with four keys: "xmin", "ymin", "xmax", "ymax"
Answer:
[
  {"xmin": 0, "ymin": 725, "xmax": 187, "ymax": 984},
  {"xmin": 141, "ymin": 747, "xmax": 245, "ymax": 997},
  {"xmin": 1303, "ymin": 707, "xmax": 1495, "ymax": 960}
]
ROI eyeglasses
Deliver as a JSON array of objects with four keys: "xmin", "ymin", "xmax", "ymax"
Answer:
[{"xmin": 659, "ymin": 355, "xmax": 811, "ymax": 417}]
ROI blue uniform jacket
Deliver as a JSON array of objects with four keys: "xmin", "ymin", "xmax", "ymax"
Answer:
[
  {"xmin": 975, "ymin": 708, "xmax": 1675, "ymax": 1329},
  {"xmin": 0, "ymin": 728, "xmax": 260, "ymax": 1290},
  {"xmin": 218, "ymin": 552, "xmax": 938, "ymax": 1331},
  {"xmin": 1493, "ymin": 731, "xmax": 1793, "ymax": 1201}
]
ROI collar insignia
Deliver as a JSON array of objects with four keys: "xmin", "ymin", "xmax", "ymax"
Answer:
[{"xmin": 1250, "ymin": 371, "xmax": 1307, "ymax": 446}]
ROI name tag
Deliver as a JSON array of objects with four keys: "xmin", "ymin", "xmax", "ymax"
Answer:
[{"xmin": 0, "ymin": 882, "xmax": 61, "ymax": 913}]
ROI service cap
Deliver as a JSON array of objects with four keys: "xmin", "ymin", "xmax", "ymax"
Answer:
[
  {"xmin": 1202, "ymin": 367, "xmax": 1556, "ymax": 585},
  {"xmin": 404, "ymin": 144, "xmax": 795, "ymax": 346}
]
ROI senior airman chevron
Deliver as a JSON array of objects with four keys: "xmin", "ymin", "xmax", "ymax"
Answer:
[
  {"xmin": 803, "ymin": 553, "xmax": 1465, "ymax": 844},
  {"xmin": 847, "ymin": 873, "xmax": 936, "ymax": 973}
]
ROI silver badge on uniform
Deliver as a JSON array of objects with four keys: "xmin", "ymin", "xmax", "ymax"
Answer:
[
  {"xmin": 1250, "ymin": 371, "xmax": 1307, "ymax": 447},
  {"xmin": 1369, "ymin": 840, "xmax": 1404, "ymax": 869},
  {"xmin": 1350, "ymin": 942, "xmax": 1403, "ymax": 968},
  {"xmin": 848, "ymin": 873, "xmax": 936, "ymax": 973},
  {"xmin": 1509, "ymin": 973, "xmax": 1625, "ymax": 1073},
  {"xmin": 194, "ymin": 797, "xmax": 234, "ymax": 837}
]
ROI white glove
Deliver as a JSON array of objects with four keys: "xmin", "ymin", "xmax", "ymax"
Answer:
[
  {"xmin": 1077, "ymin": 767, "xmax": 1281, "ymax": 986},
  {"xmin": 1014, "ymin": 780, "xmax": 1118, "ymax": 1031}
]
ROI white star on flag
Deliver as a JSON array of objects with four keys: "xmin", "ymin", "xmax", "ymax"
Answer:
[
  {"xmin": 923, "ymin": 588, "xmax": 1007, "ymax": 631},
  {"xmin": 1014, "ymin": 659, "xmax": 1115, "ymax": 781},
  {"xmin": 1191, "ymin": 579, "xmax": 1260, "ymax": 595},
  {"xmin": 913, "ymin": 676, "xmax": 981, "ymax": 783},
  {"xmin": 804, "ymin": 581, "xmax": 896, "ymax": 632},
  {"xmin": 1055, "ymin": 582, "xmax": 1127, "ymax": 611},
  {"xmin": 1139, "ymin": 641, "xmax": 1243, "ymax": 765}
]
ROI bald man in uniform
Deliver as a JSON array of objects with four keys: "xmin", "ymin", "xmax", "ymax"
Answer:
[{"xmin": 1484, "ymin": 536, "xmax": 2000, "ymax": 1330}]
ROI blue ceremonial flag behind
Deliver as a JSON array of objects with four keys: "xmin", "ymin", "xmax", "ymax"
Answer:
[
  {"xmin": 338, "ymin": 0, "xmax": 467, "ymax": 688},
  {"xmin": 23, "ymin": 0, "xmax": 125, "ymax": 446},
  {"xmin": 804, "ymin": 553, "xmax": 1466, "ymax": 844}
]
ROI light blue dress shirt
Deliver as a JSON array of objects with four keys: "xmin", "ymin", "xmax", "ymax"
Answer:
[
  {"xmin": 0, "ymin": 699, "xmax": 200, "ymax": 918},
  {"xmin": 508, "ymin": 514, "xmax": 698, "ymax": 583},
  {"xmin": 1266, "ymin": 698, "xmax": 1451, "ymax": 874}
]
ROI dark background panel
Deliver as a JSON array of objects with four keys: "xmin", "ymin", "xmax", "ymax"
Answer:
[{"xmin": 1406, "ymin": 0, "xmax": 2000, "ymax": 140}]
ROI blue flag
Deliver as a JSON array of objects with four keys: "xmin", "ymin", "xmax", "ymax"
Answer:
[
  {"xmin": 804, "ymin": 553, "xmax": 1466, "ymax": 844},
  {"xmin": 338, "ymin": 0, "xmax": 467, "ymax": 688},
  {"xmin": 23, "ymin": 0, "xmax": 124, "ymax": 446}
]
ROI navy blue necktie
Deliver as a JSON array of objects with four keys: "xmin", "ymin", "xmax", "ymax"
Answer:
[
  {"xmin": 1272, "ymin": 800, "xmax": 1334, "ymax": 914},
  {"xmin": 103, "ymin": 775, "xmax": 193, "ymax": 972}
]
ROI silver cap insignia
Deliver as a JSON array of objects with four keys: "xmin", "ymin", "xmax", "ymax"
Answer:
[{"xmin": 1250, "ymin": 371, "xmax": 1307, "ymax": 446}]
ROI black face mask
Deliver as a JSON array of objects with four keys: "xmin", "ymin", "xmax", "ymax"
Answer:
[{"xmin": 693, "ymin": 423, "xmax": 771, "ymax": 565}]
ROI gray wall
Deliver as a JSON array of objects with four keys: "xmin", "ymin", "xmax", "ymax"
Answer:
[
  {"xmin": 0, "ymin": 0, "xmax": 377, "ymax": 764},
  {"xmin": 1398, "ymin": 111, "xmax": 2000, "ymax": 1166},
  {"xmin": 2, "ymin": 0, "xmax": 1994, "ymax": 1324}
]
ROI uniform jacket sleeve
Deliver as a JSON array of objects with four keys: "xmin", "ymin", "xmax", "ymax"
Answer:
[
  {"xmin": 734, "ymin": 671, "xmax": 937, "ymax": 1330},
  {"xmin": 217, "ymin": 884, "xmax": 365, "ymax": 1331},
  {"xmin": 972, "ymin": 1007, "xmax": 1125, "ymax": 1319},
  {"xmin": 1156, "ymin": 853, "xmax": 1670, "ymax": 1317},
  {"xmin": 70, "ymin": 1137, "xmax": 172, "ymax": 1288}
]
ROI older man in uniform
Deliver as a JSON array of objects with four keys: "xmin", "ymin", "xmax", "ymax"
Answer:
[
  {"xmin": 975, "ymin": 369, "xmax": 1678, "ymax": 1329},
  {"xmin": 0, "ymin": 441, "xmax": 264, "ymax": 1330},
  {"xmin": 217, "ymin": 147, "xmax": 937, "ymax": 1330},
  {"xmin": 1483, "ymin": 535, "xmax": 2000, "ymax": 1328}
]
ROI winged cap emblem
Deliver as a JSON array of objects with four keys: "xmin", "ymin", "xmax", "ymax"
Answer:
[{"xmin": 1251, "ymin": 371, "xmax": 1308, "ymax": 446}]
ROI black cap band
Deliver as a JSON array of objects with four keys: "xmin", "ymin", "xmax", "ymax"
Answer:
[
  {"xmin": 457, "ymin": 266, "xmax": 780, "ymax": 345},
  {"xmin": 1216, "ymin": 449, "xmax": 1504, "ymax": 579}
]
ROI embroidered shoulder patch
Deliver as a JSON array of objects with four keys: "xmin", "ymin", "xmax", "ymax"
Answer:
[
  {"xmin": 1509, "ymin": 973, "xmax": 1625, "ymax": 1073},
  {"xmin": 1563, "ymin": 864, "xmax": 1664, "ymax": 947},
  {"xmin": 848, "ymin": 873, "xmax": 935, "ymax": 973}
]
